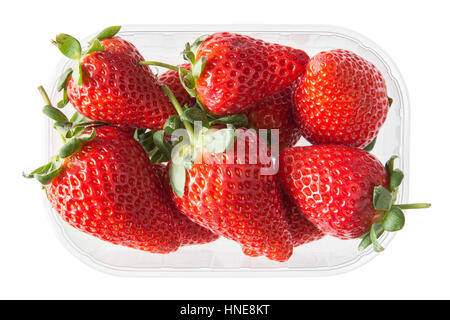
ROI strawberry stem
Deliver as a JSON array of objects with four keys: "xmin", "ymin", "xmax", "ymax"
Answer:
[
  {"xmin": 38, "ymin": 85, "xmax": 52, "ymax": 105},
  {"xmin": 394, "ymin": 203, "xmax": 431, "ymax": 210},
  {"xmin": 140, "ymin": 61, "xmax": 190, "ymax": 74},
  {"xmin": 161, "ymin": 84, "xmax": 195, "ymax": 142}
]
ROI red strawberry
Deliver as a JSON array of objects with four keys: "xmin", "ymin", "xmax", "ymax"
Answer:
[
  {"xmin": 244, "ymin": 192, "xmax": 324, "ymax": 253},
  {"xmin": 191, "ymin": 32, "xmax": 309, "ymax": 115},
  {"xmin": 293, "ymin": 49, "xmax": 389, "ymax": 148},
  {"xmin": 245, "ymin": 86, "xmax": 302, "ymax": 150},
  {"xmin": 169, "ymin": 129, "xmax": 293, "ymax": 262},
  {"xmin": 242, "ymin": 247, "xmax": 261, "ymax": 257},
  {"xmin": 158, "ymin": 63, "xmax": 196, "ymax": 108},
  {"xmin": 43, "ymin": 126, "xmax": 180, "ymax": 253},
  {"xmin": 278, "ymin": 144, "xmax": 430, "ymax": 252},
  {"xmin": 54, "ymin": 27, "xmax": 174, "ymax": 130},
  {"xmin": 278, "ymin": 145, "xmax": 389, "ymax": 239},
  {"xmin": 282, "ymin": 192, "xmax": 324, "ymax": 246},
  {"xmin": 153, "ymin": 164, "xmax": 219, "ymax": 246}
]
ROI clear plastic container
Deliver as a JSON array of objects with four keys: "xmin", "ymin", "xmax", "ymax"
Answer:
[{"xmin": 46, "ymin": 25, "xmax": 409, "ymax": 276}]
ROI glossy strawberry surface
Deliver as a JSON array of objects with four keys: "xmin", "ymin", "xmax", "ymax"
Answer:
[
  {"xmin": 67, "ymin": 38, "xmax": 174, "ymax": 129},
  {"xmin": 278, "ymin": 145, "xmax": 389, "ymax": 239},
  {"xmin": 294, "ymin": 49, "xmax": 389, "ymax": 148},
  {"xmin": 46, "ymin": 126, "xmax": 180, "ymax": 253},
  {"xmin": 282, "ymin": 193, "xmax": 324, "ymax": 246},
  {"xmin": 170, "ymin": 130, "xmax": 293, "ymax": 262},
  {"xmin": 242, "ymin": 193, "xmax": 323, "ymax": 257},
  {"xmin": 158, "ymin": 63, "xmax": 196, "ymax": 108},
  {"xmin": 246, "ymin": 86, "xmax": 302, "ymax": 150},
  {"xmin": 196, "ymin": 32, "xmax": 309, "ymax": 115},
  {"xmin": 153, "ymin": 164, "xmax": 219, "ymax": 247}
]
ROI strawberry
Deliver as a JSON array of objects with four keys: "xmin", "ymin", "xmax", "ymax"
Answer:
[
  {"xmin": 242, "ymin": 248, "xmax": 261, "ymax": 257},
  {"xmin": 29, "ymin": 126, "xmax": 180, "ymax": 253},
  {"xmin": 54, "ymin": 26, "xmax": 174, "ymax": 130},
  {"xmin": 282, "ymin": 193, "xmax": 324, "ymax": 247},
  {"xmin": 143, "ymin": 33, "xmax": 309, "ymax": 116},
  {"xmin": 242, "ymin": 194, "xmax": 323, "ymax": 257},
  {"xmin": 167, "ymin": 126, "xmax": 293, "ymax": 262},
  {"xmin": 25, "ymin": 87, "xmax": 181, "ymax": 252},
  {"xmin": 158, "ymin": 63, "xmax": 196, "ymax": 108},
  {"xmin": 278, "ymin": 145, "xmax": 430, "ymax": 251},
  {"xmin": 192, "ymin": 32, "xmax": 309, "ymax": 115},
  {"xmin": 145, "ymin": 86, "xmax": 293, "ymax": 261},
  {"xmin": 245, "ymin": 86, "xmax": 302, "ymax": 150},
  {"xmin": 153, "ymin": 164, "xmax": 219, "ymax": 246},
  {"xmin": 293, "ymin": 49, "xmax": 389, "ymax": 149}
]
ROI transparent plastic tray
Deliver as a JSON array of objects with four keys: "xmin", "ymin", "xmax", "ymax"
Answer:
[{"xmin": 45, "ymin": 25, "xmax": 409, "ymax": 276}]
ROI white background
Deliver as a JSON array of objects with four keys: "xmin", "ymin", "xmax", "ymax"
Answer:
[{"xmin": 0, "ymin": 0, "xmax": 448, "ymax": 299}]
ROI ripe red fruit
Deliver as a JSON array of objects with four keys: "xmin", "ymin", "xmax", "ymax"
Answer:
[
  {"xmin": 153, "ymin": 164, "xmax": 219, "ymax": 246},
  {"xmin": 282, "ymin": 193, "xmax": 324, "ymax": 246},
  {"xmin": 169, "ymin": 129, "xmax": 293, "ymax": 262},
  {"xmin": 242, "ymin": 194, "xmax": 323, "ymax": 257},
  {"xmin": 245, "ymin": 86, "xmax": 302, "ymax": 150},
  {"xmin": 66, "ymin": 37, "xmax": 174, "ymax": 129},
  {"xmin": 294, "ymin": 49, "xmax": 389, "ymax": 148},
  {"xmin": 158, "ymin": 63, "xmax": 196, "ymax": 108},
  {"xmin": 46, "ymin": 126, "xmax": 180, "ymax": 253},
  {"xmin": 278, "ymin": 145, "xmax": 388, "ymax": 239},
  {"xmin": 195, "ymin": 32, "xmax": 309, "ymax": 115},
  {"xmin": 242, "ymin": 248, "xmax": 261, "ymax": 257}
]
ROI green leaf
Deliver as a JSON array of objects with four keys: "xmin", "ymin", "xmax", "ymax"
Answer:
[
  {"xmin": 382, "ymin": 207, "xmax": 405, "ymax": 232},
  {"xmin": 388, "ymin": 97, "xmax": 393, "ymax": 107},
  {"xmin": 150, "ymin": 150, "xmax": 165, "ymax": 163},
  {"xmin": 57, "ymin": 88, "xmax": 69, "ymax": 109},
  {"xmin": 78, "ymin": 129, "xmax": 97, "ymax": 143},
  {"xmin": 179, "ymin": 71, "xmax": 197, "ymax": 98},
  {"xmin": 363, "ymin": 136, "xmax": 377, "ymax": 152},
  {"xmin": 93, "ymin": 26, "xmax": 121, "ymax": 42},
  {"xmin": 23, "ymin": 159, "xmax": 63, "ymax": 185},
  {"xmin": 153, "ymin": 130, "xmax": 172, "ymax": 159},
  {"xmin": 389, "ymin": 169, "xmax": 404, "ymax": 191},
  {"xmin": 136, "ymin": 130, "xmax": 155, "ymax": 153},
  {"xmin": 190, "ymin": 34, "xmax": 209, "ymax": 56},
  {"xmin": 53, "ymin": 34, "xmax": 82, "ymax": 60},
  {"xmin": 182, "ymin": 43, "xmax": 196, "ymax": 64},
  {"xmin": 163, "ymin": 115, "xmax": 183, "ymax": 135},
  {"xmin": 85, "ymin": 39, "xmax": 104, "ymax": 54},
  {"xmin": 169, "ymin": 161, "xmax": 186, "ymax": 198},
  {"xmin": 385, "ymin": 155, "xmax": 398, "ymax": 177},
  {"xmin": 58, "ymin": 138, "xmax": 82, "ymax": 158},
  {"xmin": 210, "ymin": 114, "xmax": 248, "ymax": 128},
  {"xmin": 203, "ymin": 128, "xmax": 235, "ymax": 154},
  {"xmin": 373, "ymin": 186, "xmax": 393, "ymax": 211},
  {"xmin": 57, "ymin": 129, "xmax": 96, "ymax": 159},
  {"xmin": 134, "ymin": 128, "xmax": 146, "ymax": 140},
  {"xmin": 56, "ymin": 68, "xmax": 73, "ymax": 92},
  {"xmin": 70, "ymin": 112, "xmax": 90, "ymax": 123},
  {"xmin": 370, "ymin": 224, "xmax": 385, "ymax": 252},
  {"xmin": 42, "ymin": 105, "xmax": 68, "ymax": 122},
  {"xmin": 72, "ymin": 61, "xmax": 83, "ymax": 86},
  {"xmin": 181, "ymin": 107, "xmax": 209, "ymax": 127},
  {"xmin": 53, "ymin": 121, "xmax": 71, "ymax": 138},
  {"xmin": 358, "ymin": 224, "xmax": 384, "ymax": 251},
  {"xmin": 192, "ymin": 56, "xmax": 207, "ymax": 79}
]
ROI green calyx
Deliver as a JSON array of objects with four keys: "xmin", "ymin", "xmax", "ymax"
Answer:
[
  {"xmin": 358, "ymin": 156, "xmax": 431, "ymax": 252},
  {"xmin": 23, "ymin": 157, "xmax": 63, "ymax": 185},
  {"xmin": 134, "ymin": 84, "xmax": 245, "ymax": 198},
  {"xmin": 140, "ymin": 34, "xmax": 210, "ymax": 103},
  {"xmin": 24, "ymin": 86, "xmax": 104, "ymax": 185},
  {"xmin": 52, "ymin": 26, "xmax": 121, "ymax": 107}
]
